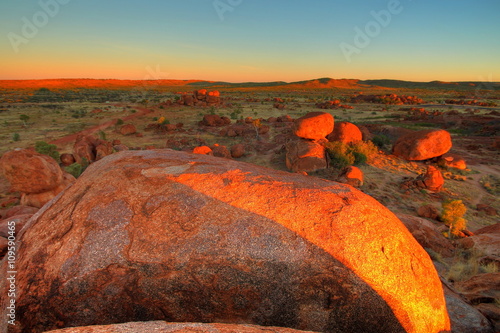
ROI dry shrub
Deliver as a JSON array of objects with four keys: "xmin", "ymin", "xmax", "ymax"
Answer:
[
  {"xmin": 325, "ymin": 141, "xmax": 378, "ymax": 169},
  {"xmin": 441, "ymin": 200, "xmax": 467, "ymax": 237}
]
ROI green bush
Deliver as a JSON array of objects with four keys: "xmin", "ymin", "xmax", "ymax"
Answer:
[
  {"xmin": 325, "ymin": 142, "xmax": 355, "ymax": 169},
  {"xmin": 352, "ymin": 151, "xmax": 367, "ymax": 165},
  {"xmin": 116, "ymin": 119, "xmax": 124, "ymax": 126},
  {"xmin": 325, "ymin": 141, "xmax": 377, "ymax": 169},
  {"xmin": 35, "ymin": 141, "xmax": 60, "ymax": 161},
  {"xmin": 351, "ymin": 141, "xmax": 378, "ymax": 162},
  {"xmin": 19, "ymin": 114, "xmax": 30, "ymax": 125},
  {"xmin": 371, "ymin": 135, "xmax": 391, "ymax": 148},
  {"xmin": 64, "ymin": 163, "xmax": 84, "ymax": 178},
  {"xmin": 12, "ymin": 133, "xmax": 20, "ymax": 142}
]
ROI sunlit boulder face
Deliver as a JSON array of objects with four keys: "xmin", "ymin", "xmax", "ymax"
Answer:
[
  {"xmin": 392, "ymin": 129, "xmax": 452, "ymax": 161},
  {"xmin": 1, "ymin": 150, "xmax": 450, "ymax": 333}
]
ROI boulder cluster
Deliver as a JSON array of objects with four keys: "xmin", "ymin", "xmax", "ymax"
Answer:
[
  {"xmin": 285, "ymin": 112, "xmax": 365, "ymax": 185},
  {"xmin": 400, "ymin": 165, "xmax": 445, "ymax": 193},
  {"xmin": 178, "ymin": 89, "xmax": 222, "ymax": 107},
  {"xmin": 315, "ymin": 99, "xmax": 353, "ymax": 110},
  {"xmin": 71, "ymin": 134, "xmax": 114, "ymax": 165},
  {"xmin": 445, "ymin": 99, "xmax": 497, "ymax": 107},
  {"xmin": 350, "ymin": 94, "xmax": 423, "ymax": 105}
]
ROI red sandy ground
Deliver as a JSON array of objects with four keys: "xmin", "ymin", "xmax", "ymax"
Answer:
[{"xmin": 49, "ymin": 105, "xmax": 153, "ymax": 146}]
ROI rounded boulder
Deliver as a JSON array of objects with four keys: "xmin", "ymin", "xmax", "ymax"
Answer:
[
  {"xmin": 2, "ymin": 150, "xmax": 450, "ymax": 333},
  {"xmin": 0, "ymin": 149, "xmax": 63, "ymax": 194},
  {"xmin": 393, "ymin": 129, "xmax": 452, "ymax": 161},
  {"xmin": 293, "ymin": 112, "xmax": 334, "ymax": 141}
]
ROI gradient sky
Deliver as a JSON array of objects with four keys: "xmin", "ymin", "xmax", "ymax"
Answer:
[{"xmin": 0, "ymin": 0, "xmax": 499, "ymax": 82}]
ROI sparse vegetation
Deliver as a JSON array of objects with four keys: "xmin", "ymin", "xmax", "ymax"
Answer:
[
  {"xmin": 441, "ymin": 200, "xmax": 467, "ymax": 237},
  {"xmin": 19, "ymin": 114, "xmax": 30, "ymax": 126},
  {"xmin": 64, "ymin": 162, "xmax": 87, "ymax": 178},
  {"xmin": 35, "ymin": 141, "xmax": 60, "ymax": 161},
  {"xmin": 70, "ymin": 109, "xmax": 87, "ymax": 118},
  {"xmin": 479, "ymin": 175, "xmax": 500, "ymax": 195},
  {"xmin": 158, "ymin": 116, "xmax": 170, "ymax": 125},
  {"xmin": 12, "ymin": 133, "xmax": 20, "ymax": 141},
  {"xmin": 325, "ymin": 142, "xmax": 355, "ymax": 169},
  {"xmin": 446, "ymin": 249, "xmax": 497, "ymax": 283},
  {"xmin": 371, "ymin": 134, "xmax": 391, "ymax": 148},
  {"xmin": 325, "ymin": 141, "xmax": 378, "ymax": 169}
]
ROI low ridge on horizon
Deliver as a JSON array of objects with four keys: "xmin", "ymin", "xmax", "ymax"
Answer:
[{"xmin": 0, "ymin": 77, "xmax": 498, "ymax": 91}]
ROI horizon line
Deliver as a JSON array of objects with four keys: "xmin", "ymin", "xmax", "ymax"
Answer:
[{"xmin": 0, "ymin": 77, "xmax": 498, "ymax": 84}]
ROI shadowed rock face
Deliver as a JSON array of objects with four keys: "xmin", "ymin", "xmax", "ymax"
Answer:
[{"xmin": 1, "ymin": 150, "xmax": 450, "ymax": 333}]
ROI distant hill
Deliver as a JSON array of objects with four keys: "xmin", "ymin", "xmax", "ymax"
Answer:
[
  {"xmin": 0, "ymin": 78, "xmax": 498, "ymax": 91},
  {"xmin": 360, "ymin": 79, "xmax": 500, "ymax": 90},
  {"xmin": 0, "ymin": 79, "xmax": 208, "ymax": 90}
]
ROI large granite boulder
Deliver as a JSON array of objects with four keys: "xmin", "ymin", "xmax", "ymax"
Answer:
[
  {"xmin": 393, "ymin": 129, "xmax": 452, "ymax": 161},
  {"xmin": 1, "ymin": 150, "xmax": 450, "ymax": 333},
  {"xmin": 293, "ymin": 112, "xmax": 334, "ymax": 141}
]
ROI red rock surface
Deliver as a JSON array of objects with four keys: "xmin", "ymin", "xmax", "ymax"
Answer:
[
  {"xmin": 192, "ymin": 146, "xmax": 213, "ymax": 155},
  {"xmin": 20, "ymin": 172, "xmax": 76, "ymax": 208},
  {"xmin": 60, "ymin": 153, "xmax": 76, "ymax": 166},
  {"xmin": 230, "ymin": 144, "xmax": 245, "ymax": 158},
  {"xmin": 443, "ymin": 284, "xmax": 494, "ymax": 333},
  {"xmin": 95, "ymin": 141, "xmax": 113, "ymax": 161},
  {"xmin": 423, "ymin": 166, "xmax": 445, "ymax": 192},
  {"xmin": 285, "ymin": 140, "xmax": 327, "ymax": 173},
  {"xmin": 3, "ymin": 205, "xmax": 38, "ymax": 218},
  {"xmin": 327, "ymin": 121, "xmax": 363, "ymax": 144},
  {"xmin": 393, "ymin": 129, "xmax": 452, "ymax": 161},
  {"xmin": 417, "ymin": 204, "xmax": 439, "ymax": 220},
  {"xmin": 119, "ymin": 124, "xmax": 137, "ymax": 136},
  {"xmin": 455, "ymin": 273, "xmax": 500, "ymax": 305},
  {"xmin": 397, "ymin": 214, "xmax": 454, "ymax": 257},
  {"xmin": 45, "ymin": 322, "xmax": 316, "ymax": 333},
  {"xmin": 73, "ymin": 135, "xmax": 114, "ymax": 164},
  {"xmin": 476, "ymin": 204, "xmax": 498, "ymax": 216},
  {"xmin": 439, "ymin": 153, "xmax": 467, "ymax": 170},
  {"xmin": 0, "ymin": 150, "xmax": 450, "ymax": 333},
  {"xmin": 0, "ymin": 149, "xmax": 64, "ymax": 194},
  {"xmin": 457, "ymin": 223, "xmax": 500, "ymax": 257},
  {"xmin": 0, "ymin": 214, "xmax": 33, "ymax": 238},
  {"xmin": 337, "ymin": 166, "xmax": 364, "ymax": 187},
  {"xmin": 211, "ymin": 144, "xmax": 231, "ymax": 158},
  {"xmin": 73, "ymin": 135, "xmax": 97, "ymax": 164},
  {"xmin": 201, "ymin": 114, "xmax": 231, "ymax": 127},
  {"xmin": 293, "ymin": 112, "xmax": 334, "ymax": 141}
]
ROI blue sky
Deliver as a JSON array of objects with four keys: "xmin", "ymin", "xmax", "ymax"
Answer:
[{"xmin": 0, "ymin": 0, "xmax": 499, "ymax": 82}]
